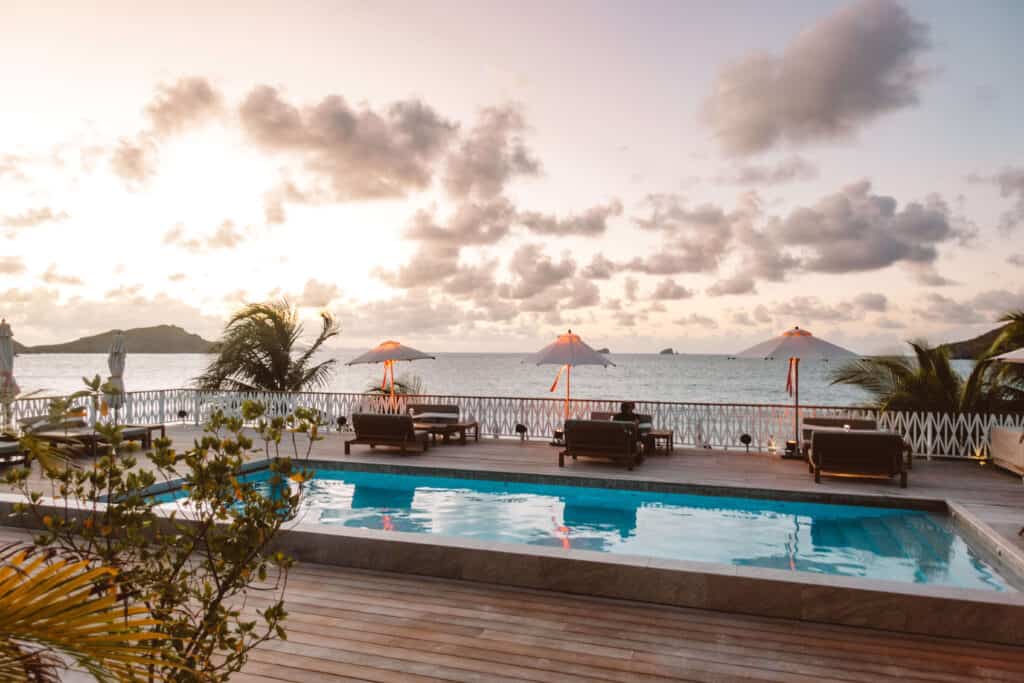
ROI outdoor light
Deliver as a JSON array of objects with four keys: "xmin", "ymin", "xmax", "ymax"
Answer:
[
  {"xmin": 515, "ymin": 423, "xmax": 528, "ymax": 441},
  {"xmin": 740, "ymin": 433, "xmax": 752, "ymax": 452},
  {"xmin": 337, "ymin": 415, "xmax": 348, "ymax": 430},
  {"xmin": 177, "ymin": 410, "xmax": 188, "ymax": 420}
]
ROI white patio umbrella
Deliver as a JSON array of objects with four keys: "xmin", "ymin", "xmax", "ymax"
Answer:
[
  {"xmin": 528, "ymin": 330, "xmax": 614, "ymax": 419},
  {"xmin": 994, "ymin": 347, "xmax": 1024, "ymax": 364},
  {"xmin": 346, "ymin": 340, "xmax": 435, "ymax": 398},
  {"xmin": 106, "ymin": 331, "xmax": 127, "ymax": 419},
  {"xmin": 736, "ymin": 327, "xmax": 857, "ymax": 452},
  {"xmin": 0, "ymin": 319, "xmax": 19, "ymax": 429}
]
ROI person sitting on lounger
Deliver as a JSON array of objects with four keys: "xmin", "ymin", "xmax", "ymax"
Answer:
[{"xmin": 613, "ymin": 401, "xmax": 638, "ymax": 424}]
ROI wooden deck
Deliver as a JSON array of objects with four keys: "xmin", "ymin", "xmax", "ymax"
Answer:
[
  {"xmin": 5, "ymin": 427, "xmax": 1024, "ymax": 680},
  {"xmin": 1, "ymin": 524, "xmax": 1021, "ymax": 683}
]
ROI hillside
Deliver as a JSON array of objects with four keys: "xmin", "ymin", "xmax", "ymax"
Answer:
[
  {"xmin": 13, "ymin": 340, "xmax": 28, "ymax": 354},
  {"xmin": 22, "ymin": 325, "xmax": 216, "ymax": 354},
  {"xmin": 938, "ymin": 324, "xmax": 1008, "ymax": 359}
]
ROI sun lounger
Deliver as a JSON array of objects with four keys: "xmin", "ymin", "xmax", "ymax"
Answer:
[
  {"xmin": 345, "ymin": 413, "xmax": 430, "ymax": 455},
  {"xmin": 802, "ymin": 416, "xmax": 912, "ymax": 469},
  {"xmin": 560, "ymin": 419, "xmax": 642, "ymax": 470},
  {"xmin": 809, "ymin": 428, "xmax": 907, "ymax": 487},
  {"xmin": 0, "ymin": 437, "xmax": 26, "ymax": 467}
]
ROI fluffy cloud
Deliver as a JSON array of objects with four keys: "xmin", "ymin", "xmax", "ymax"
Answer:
[
  {"xmin": 239, "ymin": 85, "xmax": 456, "ymax": 200},
  {"xmin": 770, "ymin": 180, "xmax": 958, "ymax": 273},
  {"xmin": 1009, "ymin": 253, "xmax": 1024, "ymax": 267},
  {"xmin": 652, "ymin": 278, "xmax": 693, "ymax": 300},
  {"xmin": 111, "ymin": 77, "xmax": 223, "ymax": 185},
  {"xmin": 145, "ymin": 77, "xmax": 223, "ymax": 137},
  {"xmin": 629, "ymin": 194, "xmax": 735, "ymax": 273},
  {"xmin": 41, "ymin": 265, "xmax": 83, "ymax": 286},
  {"xmin": 377, "ymin": 244, "xmax": 460, "ymax": 289},
  {"xmin": 1, "ymin": 206, "xmax": 70, "ymax": 230},
  {"xmin": 852, "ymin": 292, "xmax": 888, "ymax": 312},
  {"xmin": 970, "ymin": 167, "xmax": 1024, "ymax": 234},
  {"xmin": 675, "ymin": 313, "xmax": 718, "ymax": 328},
  {"xmin": 623, "ymin": 276, "xmax": 639, "ymax": 302},
  {"xmin": 913, "ymin": 289, "xmax": 1022, "ymax": 325},
  {"xmin": 297, "ymin": 278, "xmax": 340, "ymax": 307},
  {"xmin": 580, "ymin": 253, "xmax": 617, "ymax": 279},
  {"xmin": 518, "ymin": 199, "xmax": 623, "ymax": 237},
  {"xmin": 716, "ymin": 156, "xmax": 818, "ymax": 185},
  {"xmin": 703, "ymin": 0, "xmax": 930, "ymax": 155},
  {"xmin": 0, "ymin": 256, "xmax": 26, "ymax": 275},
  {"xmin": 404, "ymin": 198, "xmax": 515, "ymax": 245},
  {"xmin": 707, "ymin": 275, "xmax": 756, "ymax": 297},
  {"xmin": 163, "ymin": 220, "xmax": 247, "ymax": 253},
  {"xmin": 443, "ymin": 105, "xmax": 540, "ymax": 199},
  {"xmin": 501, "ymin": 244, "xmax": 576, "ymax": 299}
]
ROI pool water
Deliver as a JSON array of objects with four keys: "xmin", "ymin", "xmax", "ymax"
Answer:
[{"xmin": 156, "ymin": 469, "xmax": 1014, "ymax": 592}]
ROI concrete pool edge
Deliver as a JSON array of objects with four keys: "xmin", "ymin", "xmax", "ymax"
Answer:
[{"xmin": 4, "ymin": 466, "xmax": 1024, "ymax": 647}]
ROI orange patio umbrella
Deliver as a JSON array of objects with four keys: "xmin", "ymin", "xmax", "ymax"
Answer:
[
  {"xmin": 736, "ymin": 326, "xmax": 857, "ymax": 453},
  {"xmin": 346, "ymin": 340, "xmax": 435, "ymax": 398},
  {"xmin": 529, "ymin": 330, "xmax": 614, "ymax": 419}
]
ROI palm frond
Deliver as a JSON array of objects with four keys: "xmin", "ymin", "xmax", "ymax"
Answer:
[{"xmin": 0, "ymin": 543, "xmax": 172, "ymax": 682}]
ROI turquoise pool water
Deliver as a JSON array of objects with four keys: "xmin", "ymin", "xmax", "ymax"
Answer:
[{"xmin": 156, "ymin": 469, "xmax": 1013, "ymax": 591}]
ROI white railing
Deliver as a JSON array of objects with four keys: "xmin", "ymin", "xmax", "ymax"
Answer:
[{"xmin": 9, "ymin": 388, "xmax": 1024, "ymax": 459}]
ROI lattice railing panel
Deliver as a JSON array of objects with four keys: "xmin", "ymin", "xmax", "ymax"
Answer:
[{"xmin": 9, "ymin": 389, "xmax": 1023, "ymax": 459}]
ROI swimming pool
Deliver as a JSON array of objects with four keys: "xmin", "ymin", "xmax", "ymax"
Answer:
[{"xmin": 156, "ymin": 468, "xmax": 1014, "ymax": 592}]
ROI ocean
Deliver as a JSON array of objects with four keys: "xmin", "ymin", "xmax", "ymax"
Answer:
[{"xmin": 11, "ymin": 352, "xmax": 970, "ymax": 407}]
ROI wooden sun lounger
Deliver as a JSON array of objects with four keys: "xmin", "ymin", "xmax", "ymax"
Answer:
[
  {"xmin": 560, "ymin": 419, "xmax": 642, "ymax": 470},
  {"xmin": 809, "ymin": 428, "xmax": 907, "ymax": 488},
  {"xmin": 345, "ymin": 413, "xmax": 430, "ymax": 455}
]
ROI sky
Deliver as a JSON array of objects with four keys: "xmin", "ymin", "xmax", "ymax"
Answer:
[{"xmin": 1, "ymin": 0, "xmax": 1022, "ymax": 354}]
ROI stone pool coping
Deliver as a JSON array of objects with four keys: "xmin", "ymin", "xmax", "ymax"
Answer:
[{"xmin": 4, "ymin": 461, "xmax": 1024, "ymax": 646}]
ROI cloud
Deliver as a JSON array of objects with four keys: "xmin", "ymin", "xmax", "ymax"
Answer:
[
  {"xmin": 163, "ymin": 220, "xmax": 247, "ymax": 253},
  {"xmin": 404, "ymin": 198, "xmax": 515, "ymax": 245},
  {"xmin": 852, "ymin": 292, "xmax": 888, "ymax": 312},
  {"xmin": 110, "ymin": 137, "xmax": 158, "ymax": 184},
  {"xmin": 342, "ymin": 292, "xmax": 466, "ymax": 338},
  {"xmin": 628, "ymin": 194, "xmax": 735, "ymax": 273},
  {"xmin": 443, "ymin": 105, "xmax": 540, "ymax": 199},
  {"xmin": 1009, "ymin": 253, "xmax": 1024, "ymax": 267},
  {"xmin": 145, "ymin": 77, "xmax": 223, "ymax": 137},
  {"xmin": 0, "ymin": 154, "xmax": 28, "ymax": 182},
  {"xmin": 239, "ymin": 85, "xmax": 457, "ymax": 200},
  {"xmin": 716, "ymin": 156, "xmax": 818, "ymax": 185},
  {"xmin": 912, "ymin": 289, "xmax": 1023, "ymax": 325},
  {"xmin": 168, "ymin": 273, "xmax": 186, "ymax": 282},
  {"xmin": 1, "ymin": 206, "xmax": 70, "ymax": 230},
  {"xmin": 377, "ymin": 244, "xmax": 460, "ymax": 289},
  {"xmin": 970, "ymin": 167, "xmax": 1024, "ymax": 234},
  {"xmin": 770, "ymin": 180, "xmax": 959, "ymax": 273},
  {"xmin": 500, "ymin": 244, "xmax": 576, "ymax": 299},
  {"xmin": 908, "ymin": 263, "xmax": 956, "ymax": 287},
  {"xmin": 675, "ymin": 313, "xmax": 718, "ymax": 328},
  {"xmin": 297, "ymin": 278, "xmax": 340, "ymax": 307},
  {"xmin": 652, "ymin": 278, "xmax": 693, "ymax": 300},
  {"xmin": 703, "ymin": 0, "xmax": 930, "ymax": 155},
  {"xmin": 111, "ymin": 77, "xmax": 223, "ymax": 185},
  {"xmin": 707, "ymin": 275, "xmax": 756, "ymax": 296},
  {"xmin": 0, "ymin": 256, "xmax": 26, "ymax": 275},
  {"xmin": 580, "ymin": 253, "xmax": 617, "ymax": 280},
  {"xmin": 41, "ymin": 265, "xmax": 83, "ymax": 286},
  {"xmin": 442, "ymin": 261, "xmax": 498, "ymax": 297},
  {"xmin": 518, "ymin": 199, "xmax": 623, "ymax": 237},
  {"xmin": 623, "ymin": 276, "xmax": 639, "ymax": 302}
]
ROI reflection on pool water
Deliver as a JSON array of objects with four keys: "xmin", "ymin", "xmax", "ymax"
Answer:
[{"xmin": 156, "ymin": 468, "xmax": 1014, "ymax": 592}]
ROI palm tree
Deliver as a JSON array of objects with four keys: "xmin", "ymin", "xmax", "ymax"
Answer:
[
  {"xmin": 197, "ymin": 300, "xmax": 340, "ymax": 391},
  {"xmin": 830, "ymin": 339, "xmax": 1024, "ymax": 413}
]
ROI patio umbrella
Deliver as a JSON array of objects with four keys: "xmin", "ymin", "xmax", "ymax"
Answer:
[
  {"xmin": 736, "ymin": 327, "xmax": 857, "ymax": 452},
  {"xmin": 529, "ymin": 330, "xmax": 614, "ymax": 419},
  {"xmin": 994, "ymin": 347, "xmax": 1024, "ymax": 363},
  {"xmin": 106, "ymin": 331, "xmax": 127, "ymax": 418},
  {"xmin": 346, "ymin": 340, "xmax": 435, "ymax": 398},
  {"xmin": 0, "ymin": 319, "xmax": 19, "ymax": 428}
]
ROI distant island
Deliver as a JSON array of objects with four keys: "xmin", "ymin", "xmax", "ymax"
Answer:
[
  {"xmin": 659, "ymin": 347, "xmax": 675, "ymax": 355},
  {"xmin": 939, "ymin": 324, "xmax": 1009, "ymax": 359},
  {"xmin": 595, "ymin": 347, "xmax": 610, "ymax": 354},
  {"xmin": 16, "ymin": 325, "xmax": 216, "ymax": 354}
]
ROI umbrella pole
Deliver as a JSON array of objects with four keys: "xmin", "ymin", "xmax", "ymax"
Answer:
[
  {"xmin": 565, "ymin": 364, "xmax": 571, "ymax": 419},
  {"xmin": 793, "ymin": 358, "xmax": 800, "ymax": 447}
]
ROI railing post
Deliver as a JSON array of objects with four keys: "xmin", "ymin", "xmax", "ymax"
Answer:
[
  {"xmin": 159, "ymin": 391, "xmax": 166, "ymax": 425},
  {"xmin": 194, "ymin": 390, "xmax": 201, "ymax": 426}
]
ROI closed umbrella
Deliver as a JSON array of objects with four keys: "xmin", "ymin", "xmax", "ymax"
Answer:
[
  {"xmin": 106, "ymin": 331, "xmax": 127, "ymax": 420},
  {"xmin": 529, "ymin": 330, "xmax": 614, "ymax": 419},
  {"xmin": 736, "ymin": 327, "xmax": 857, "ymax": 453},
  {"xmin": 0, "ymin": 319, "xmax": 19, "ymax": 429},
  {"xmin": 346, "ymin": 340, "xmax": 435, "ymax": 398}
]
